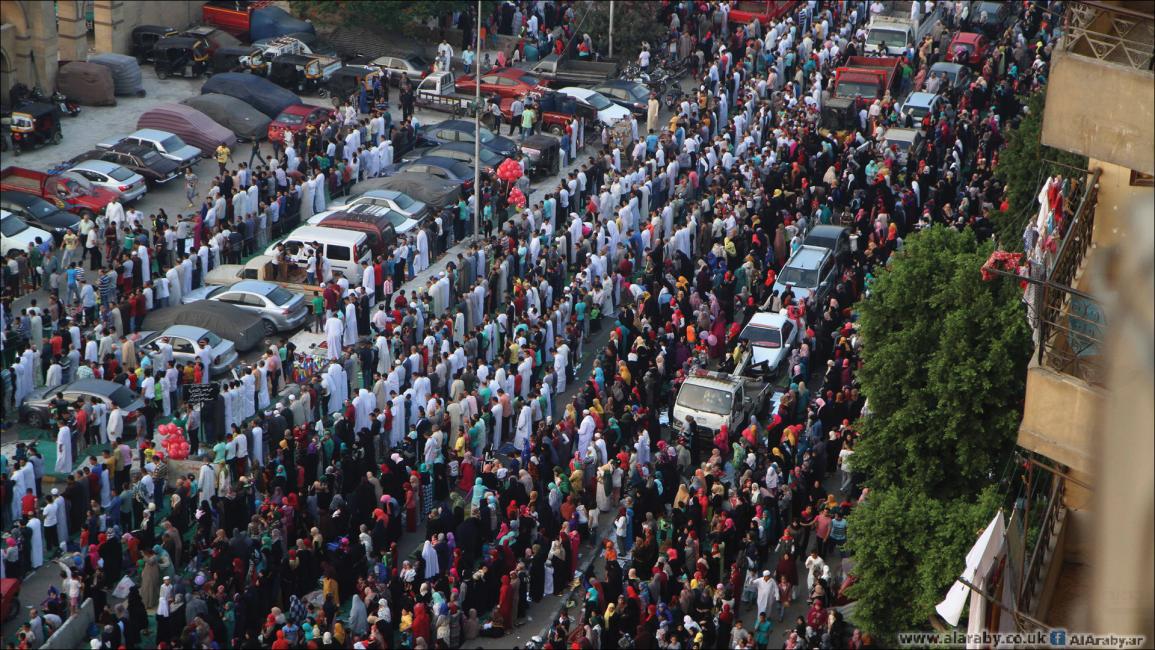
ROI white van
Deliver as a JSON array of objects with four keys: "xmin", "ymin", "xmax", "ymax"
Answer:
[{"xmin": 265, "ymin": 225, "xmax": 371, "ymax": 286}]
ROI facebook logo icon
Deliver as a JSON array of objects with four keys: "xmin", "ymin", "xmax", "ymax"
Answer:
[{"xmin": 1049, "ymin": 629, "xmax": 1068, "ymax": 646}]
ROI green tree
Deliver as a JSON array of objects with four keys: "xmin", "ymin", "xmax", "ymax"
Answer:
[
  {"xmin": 992, "ymin": 92, "xmax": 1087, "ymax": 246},
  {"xmin": 580, "ymin": 1, "xmax": 670, "ymax": 60},
  {"xmin": 846, "ymin": 485, "xmax": 1003, "ymax": 637},
  {"xmin": 852, "ymin": 226, "xmax": 1033, "ymax": 500}
]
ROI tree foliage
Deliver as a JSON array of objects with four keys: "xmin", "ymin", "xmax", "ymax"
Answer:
[
  {"xmin": 852, "ymin": 226, "xmax": 1033, "ymax": 500},
  {"xmin": 846, "ymin": 485, "xmax": 1003, "ymax": 638},
  {"xmin": 580, "ymin": 1, "xmax": 671, "ymax": 61},
  {"xmin": 992, "ymin": 92, "xmax": 1087, "ymax": 246}
]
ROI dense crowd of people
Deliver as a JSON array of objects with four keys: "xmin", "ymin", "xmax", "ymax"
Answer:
[{"xmin": 1, "ymin": 0, "xmax": 1061, "ymax": 648}]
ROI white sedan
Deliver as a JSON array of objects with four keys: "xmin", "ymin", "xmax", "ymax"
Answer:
[
  {"xmin": 67, "ymin": 159, "xmax": 148, "ymax": 203},
  {"xmin": 556, "ymin": 87, "xmax": 632, "ymax": 128},
  {"xmin": 1, "ymin": 209, "xmax": 53, "ymax": 257},
  {"xmin": 735, "ymin": 311, "xmax": 801, "ymax": 379}
]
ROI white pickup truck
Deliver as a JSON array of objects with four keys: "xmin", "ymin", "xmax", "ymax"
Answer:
[
  {"xmin": 863, "ymin": 1, "xmax": 943, "ymax": 56},
  {"xmin": 414, "ymin": 71, "xmax": 484, "ymax": 115},
  {"xmin": 672, "ymin": 369, "xmax": 772, "ymax": 440}
]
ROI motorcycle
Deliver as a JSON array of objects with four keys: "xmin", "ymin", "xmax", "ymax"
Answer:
[
  {"xmin": 8, "ymin": 83, "xmax": 80, "ymax": 117},
  {"xmin": 51, "ymin": 91, "xmax": 80, "ymax": 117}
]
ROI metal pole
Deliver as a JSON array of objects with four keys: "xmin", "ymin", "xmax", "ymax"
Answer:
[
  {"xmin": 608, "ymin": 0, "xmax": 615, "ymax": 58},
  {"xmin": 474, "ymin": 0, "xmax": 482, "ymax": 239}
]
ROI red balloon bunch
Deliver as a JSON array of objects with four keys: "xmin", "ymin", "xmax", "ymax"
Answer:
[
  {"xmin": 158, "ymin": 422, "xmax": 191, "ymax": 460},
  {"xmin": 496, "ymin": 158, "xmax": 523, "ymax": 183},
  {"xmin": 508, "ymin": 186, "xmax": 527, "ymax": 208}
]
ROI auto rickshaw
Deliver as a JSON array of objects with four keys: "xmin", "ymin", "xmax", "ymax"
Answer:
[
  {"xmin": 207, "ymin": 46, "xmax": 251, "ymax": 76},
  {"xmin": 325, "ymin": 65, "xmax": 383, "ymax": 105},
  {"xmin": 819, "ymin": 96, "xmax": 859, "ymax": 139},
  {"xmin": 9, "ymin": 102, "xmax": 62, "ymax": 154},
  {"xmin": 130, "ymin": 24, "xmax": 177, "ymax": 63},
  {"xmin": 267, "ymin": 54, "xmax": 334, "ymax": 95},
  {"xmin": 521, "ymin": 133, "xmax": 560, "ymax": 180},
  {"xmin": 152, "ymin": 37, "xmax": 210, "ymax": 79}
]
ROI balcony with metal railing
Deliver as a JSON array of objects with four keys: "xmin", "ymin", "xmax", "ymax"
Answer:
[
  {"xmin": 1062, "ymin": 1, "xmax": 1154, "ymax": 71},
  {"xmin": 1031, "ymin": 166, "xmax": 1106, "ymax": 386},
  {"xmin": 1041, "ymin": 2, "xmax": 1154, "ymax": 174},
  {"xmin": 1015, "ymin": 163, "xmax": 1104, "ymax": 484}
]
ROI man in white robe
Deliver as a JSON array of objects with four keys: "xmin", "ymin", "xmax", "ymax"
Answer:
[
  {"xmin": 10, "ymin": 462, "xmax": 35, "ymax": 521},
  {"xmin": 327, "ymin": 363, "xmax": 348, "ymax": 412},
  {"xmin": 414, "ymin": 228, "xmax": 430, "ymax": 273},
  {"xmin": 514, "ymin": 403, "xmax": 532, "ymax": 450},
  {"xmin": 577, "ymin": 410, "xmax": 596, "ymax": 457},
  {"xmin": 197, "ymin": 462, "xmax": 216, "ymax": 506},
  {"xmin": 50, "ymin": 493, "xmax": 68, "ymax": 549},
  {"xmin": 390, "ymin": 396, "xmax": 405, "ymax": 448},
  {"xmin": 55, "ymin": 422, "xmax": 73, "ymax": 474},
  {"xmin": 241, "ymin": 372, "xmax": 256, "ymax": 420},
  {"xmin": 325, "ymin": 313, "xmax": 345, "ymax": 360},
  {"xmin": 353, "ymin": 389, "xmax": 373, "ymax": 432},
  {"xmin": 106, "ymin": 405, "xmax": 124, "ymax": 444},
  {"xmin": 27, "ymin": 513, "xmax": 45, "ymax": 568},
  {"xmin": 343, "ymin": 300, "xmax": 358, "ymax": 347}
]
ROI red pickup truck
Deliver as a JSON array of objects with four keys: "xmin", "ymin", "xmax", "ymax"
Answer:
[
  {"xmin": 833, "ymin": 55, "xmax": 904, "ymax": 107},
  {"xmin": 202, "ymin": 0, "xmax": 272, "ymax": 37},
  {"xmin": 728, "ymin": 0, "xmax": 803, "ymax": 25},
  {"xmin": 0, "ymin": 166, "xmax": 119, "ymax": 218}
]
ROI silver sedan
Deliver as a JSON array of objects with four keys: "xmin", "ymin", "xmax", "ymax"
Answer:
[
  {"xmin": 66, "ymin": 159, "xmax": 148, "ymax": 203},
  {"xmin": 180, "ymin": 279, "xmax": 310, "ymax": 334}
]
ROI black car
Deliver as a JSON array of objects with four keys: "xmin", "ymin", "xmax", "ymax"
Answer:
[
  {"xmin": 0, "ymin": 191, "xmax": 81, "ymax": 242},
  {"xmin": 19, "ymin": 378, "xmax": 144, "ymax": 429},
  {"xmin": 803, "ymin": 224, "xmax": 853, "ymax": 264},
  {"xmin": 591, "ymin": 80, "xmax": 652, "ymax": 117},
  {"xmin": 401, "ymin": 156, "xmax": 476, "ymax": 189},
  {"xmin": 75, "ymin": 144, "xmax": 181, "ymax": 186},
  {"xmin": 402, "ymin": 141, "xmax": 507, "ymax": 174},
  {"xmin": 417, "ymin": 119, "xmax": 518, "ymax": 159},
  {"xmin": 968, "ymin": 1, "xmax": 1014, "ymax": 37}
]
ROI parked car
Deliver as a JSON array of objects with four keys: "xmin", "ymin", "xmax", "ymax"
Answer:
[
  {"xmin": 416, "ymin": 119, "xmax": 517, "ymax": 158},
  {"xmin": 0, "ymin": 167, "xmax": 118, "ymax": 218},
  {"xmin": 0, "ymin": 191, "xmax": 81, "ymax": 235},
  {"xmin": 66, "ymin": 159, "xmax": 148, "ymax": 202},
  {"xmin": 590, "ymin": 80, "xmax": 652, "ymax": 116},
  {"xmin": 268, "ymin": 103, "xmax": 335, "ymax": 143},
  {"xmin": 336, "ymin": 189, "xmax": 430, "ymax": 223},
  {"xmin": 735, "ymin": 311, "xmax": 800, "ymax": 379},
  {"xmin": 400, "ymin": 156, "xmax": 475, "ymax": 188},
  {"xmin": 305, "ymin": 206, "xmax": 401, "ymax": 255},
  {"xmin": 179, "ymin": 280, "xmax": 309, "ymax": 334},
  {"xmin": 948, "ymin": 32, "xmax": 990, "ymax": 66},
  {"xmin": 1, "ymin": 209, "xmax": 53, "ymax": 256},
  {"xmin": 969, "ymin": 0, "xmax": 1014, "ymax": 37},
  {"xmin": 73, "ymin": 144, "xmax": 181, "ymax": 186},
  {"xmin": 265, "ymin": 225, "xmax": 372, "ymax": 285},
  {"xmin": 555, "ymin": 87, "xmax": 631, "ymax": 127},
  {"xmin": 370, "ymin": 53, "xmax": 431, "ymax": 86},
  {"xmin": 879, "ymin": 126, "xmax": 925, "ymax": 167},
  {"xmin": 135, "ymin": 325, "xmax": 239, "ymax": 378},
  {"xmin": 803, "ymin": 224, "xmax": 853, "ymax": 261},
  {"xmin": 136, "ymin": 104, "xmax": 237, "ymax": 156},
  {"xmin": 772, "ymin": 245, "xmax": 838, "ymax": 304},
  {"xmin": 98, "ymin": 129, "xmax": 202, "ymax": 169},
  {"xmin": 925, "ymin": 62, "xmax": 972, "ymax": 93},
  {"xmin": 401, "ymin": 141, "xmax": 506, "ymax": 175},
  {"xmin": 18, "ymin": 378, "xmax": 144, "ymax": 429},
  {"xmin": 898, "ymin": 91, "xmax": 943, "ymax": 122},
  {"xmin": 454, "ymin": 67, "xmax": 550, "ymax": 99}
]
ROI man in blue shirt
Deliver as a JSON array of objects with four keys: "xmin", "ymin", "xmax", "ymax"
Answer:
[{"xmin": 645, "ymin": 129, "xmax": 659, "ymax": 155}]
